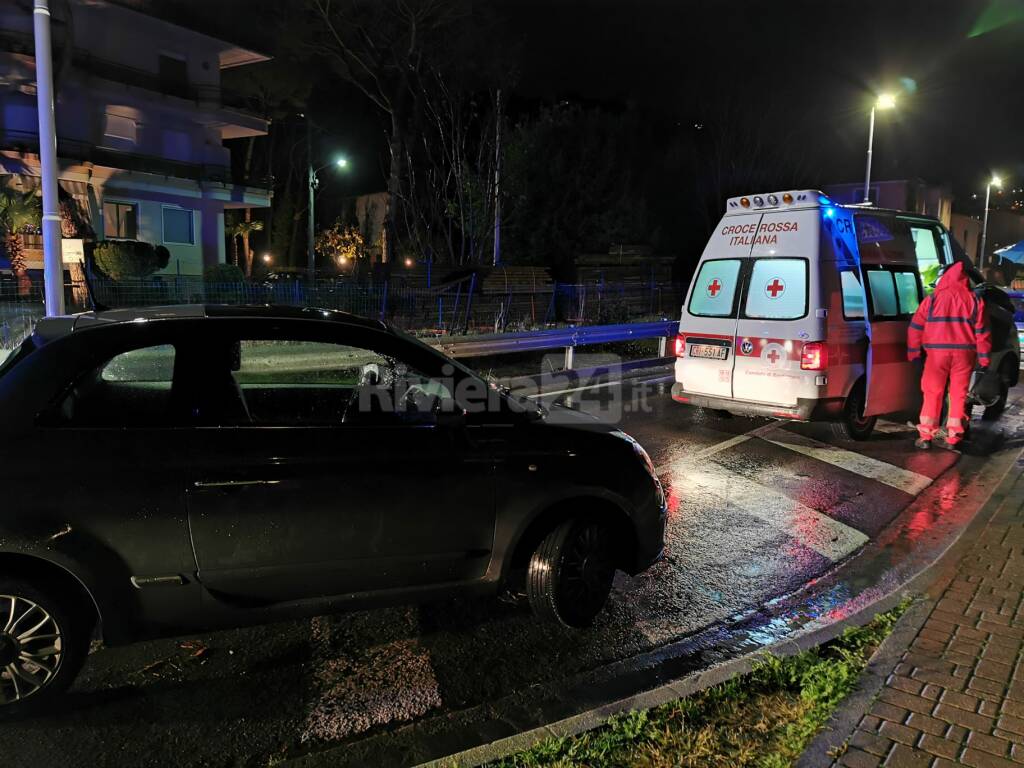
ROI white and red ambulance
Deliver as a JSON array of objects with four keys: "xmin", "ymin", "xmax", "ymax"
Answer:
[{"xmin": 672, "ymin": 190, "xmax": 982, "ymax": 439}]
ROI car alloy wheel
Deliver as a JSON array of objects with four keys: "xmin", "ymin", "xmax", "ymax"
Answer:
[
  {"xmin": 0, "ymin": 594, "xmax": 63, "ymax": 706},
  {"xmin": 558, "ymin": 523, "xmax": 615, "ymax": 618}
]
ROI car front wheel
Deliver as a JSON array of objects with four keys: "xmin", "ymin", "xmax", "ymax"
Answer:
[
  {"xmin": 0, "ymin": 580, "xmax": 88, "ymax": 717},
  {"xmin": 527, "ymin": 518, "xmax": 616, "ymax": 628}
]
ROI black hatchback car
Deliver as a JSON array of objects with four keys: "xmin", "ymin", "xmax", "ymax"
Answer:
[{"xmin": 0, "ymin": 305, "xmax": 665, "ymax": 713}]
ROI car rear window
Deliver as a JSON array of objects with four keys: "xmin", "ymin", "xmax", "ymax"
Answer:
[
  {"xmin": 688, "ymin": 259, "xmax": 741, "ymax": 317},
  {"xmin": 744, "ymin": 258, "xmax": 808, "ymax": 320}
]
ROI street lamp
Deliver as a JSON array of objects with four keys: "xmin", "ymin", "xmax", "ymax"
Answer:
[
  {"xmin": 863, "ymin": 92, "xmax": 897, "ymax": 203},
  {"xmin": 307, "ymin": 156, "xmax": 350, "ymax": 281},
  {"xmin": 262, "ymin": 253, "xmax": 272, "ymax": 265},
  {"xmin": 980, "ymin": 174, "xmax": 1003, "ymax": 269}
]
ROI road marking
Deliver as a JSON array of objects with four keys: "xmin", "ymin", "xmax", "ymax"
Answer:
[
  {"xmin": 653, "ymin": 422, "xmax": 778, "ymax": 475},
  {"xmin": 681, "ymin": 463, "xmax": 869, "ymax": 561},
  {"xmin": 760, "ymin": 430, "xmax": 933, "ymax": 496}
]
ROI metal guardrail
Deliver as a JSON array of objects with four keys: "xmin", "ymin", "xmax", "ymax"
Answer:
[{"xmin": 428, "ymin": 319, "xmax": 680, "ymax": 376}]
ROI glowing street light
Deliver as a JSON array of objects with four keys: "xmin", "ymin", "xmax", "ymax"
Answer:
[
  {"xmin": 307, "ymin": 154, "xmax": 350, "ymax": 281},
  {"xmin": 262, "ymin": 253, "xmax": 272, "ymax": 264},
  {"xmin": 864, "ymin": 92, "xmax": 897, "ymax": 203},
  {"xmin": 980, "ymin": 174, "xmax": 1003, "ymax": 268}
]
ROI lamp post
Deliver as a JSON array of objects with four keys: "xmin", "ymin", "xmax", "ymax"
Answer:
[
  {"xmin": 980, "ymin": 174, "xmax": 1002, "ymax": 269},
  {"xmin": 32, "ymin": 0, "xmax": 63, "ymax": 315},
  {"xmin": 863, "ymin": 92, "xmax": 897, "ymax": 203},
  {"xmin": 307, "ymin": 156, "xmax": 349, "ymax": 281}
]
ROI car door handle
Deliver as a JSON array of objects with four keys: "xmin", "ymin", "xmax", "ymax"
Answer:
[{"xmin": 192, "ymin": 479, "xmax": 281, "ymax": 489}]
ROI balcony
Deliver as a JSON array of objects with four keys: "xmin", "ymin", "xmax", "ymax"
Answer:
[
  {"xmin": 0, "ymin": 129, "xmax": 271, "ymax": 189},
  {"xmin": 0, "ymin": 29, "xmax": 262, "ymax": 117}
]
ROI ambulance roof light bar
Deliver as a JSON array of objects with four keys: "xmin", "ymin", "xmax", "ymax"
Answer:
[{"xmin": 725, "ymin": 190, "xmax": 828, "ymax": 212}]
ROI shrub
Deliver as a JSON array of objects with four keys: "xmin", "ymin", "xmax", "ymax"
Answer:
[
  {"xmin": 93, "ymin": 240, "xmax": 162, "ymax": 280},
  {"xmin": 203, "ymin": 263, "xmax": 245, "ymax": 283}
]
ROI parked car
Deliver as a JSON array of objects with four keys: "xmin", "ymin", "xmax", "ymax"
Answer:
[{"xmin": 0, "ymin": 305, "xmax": 665, "ymax": 714}]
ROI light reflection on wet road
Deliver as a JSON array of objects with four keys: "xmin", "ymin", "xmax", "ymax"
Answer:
[{"xmin": 0, "ymin": 376, "xmax": 1007, "ymax": 768}]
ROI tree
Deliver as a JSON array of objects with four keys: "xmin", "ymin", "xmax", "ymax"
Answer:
[
  {"xmin": 315, "ymin": 219, "xmax": 365, "ymax": 269},
  {"xmin": 92, "ymin": 240, "xmax": 163, "ymax": 281},
  {"xmin": 307, "ymin": 0, "xmax": 476, "ymax": 263},
  {"xmin": 227, "ymin": 214, "xmax": 265, "ymax": 277},
  {"xmin": 0, "ymin": 189, "xmax": 41, "ymax": 296}
]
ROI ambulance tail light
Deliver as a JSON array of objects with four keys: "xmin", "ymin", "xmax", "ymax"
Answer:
[
  {"xmin": 673, "ymin": 335, "xmax": 686, "ymax": 357},
  {"xmin": 800, "ymin": 342, "xmax": 827, "ymax": 371}
]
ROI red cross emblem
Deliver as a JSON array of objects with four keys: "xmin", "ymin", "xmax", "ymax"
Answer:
[
  {"xmin": 767, "ymin": 348, "xmax": 781, "ymax": 364},
  {"xmin": 706, "ymin": 278, "xmax": 722, "ymax": 297},
  {"xmin": 765, "ymin": 278, "xmax": 786, "ymax": 299}
]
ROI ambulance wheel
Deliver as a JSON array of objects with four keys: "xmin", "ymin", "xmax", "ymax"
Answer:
[{"xmin": 832, "ymin": 385, "xmax": 876, "ymax": 441}]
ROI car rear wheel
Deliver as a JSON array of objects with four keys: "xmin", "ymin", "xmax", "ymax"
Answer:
[
  {"xmin": 527, "ymin": 518, "xmax": 616, "ymax": 628},
  {"xmin": 981, "ymin": 363, "xmax": 1013, "ymax": 421},
  {"xmin": 0, "ymin": 580, "xmax": 88, "ymax": 718},
  {"xmin": 831, "ymin": 383, "xmax": 876, "ymax": 441}
]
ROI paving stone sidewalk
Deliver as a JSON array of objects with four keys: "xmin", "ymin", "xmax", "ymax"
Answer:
[{"xmin": 835, "ymin": 465, "xmax": 1024, "ymax": 768}]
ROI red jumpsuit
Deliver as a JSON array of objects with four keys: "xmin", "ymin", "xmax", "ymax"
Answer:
[{"xmin": 907, "ymin": 261, "xmax": 991, "ymax": 445}]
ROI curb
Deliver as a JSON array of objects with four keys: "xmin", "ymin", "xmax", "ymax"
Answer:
[{"xmin": 417, "ymin": 432, "xmax": 1024, "ymax": 768}]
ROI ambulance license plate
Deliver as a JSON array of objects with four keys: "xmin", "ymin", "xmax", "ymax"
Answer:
[{"xmin": 690, "ymin": 344, "xmax": 729, "ymax": 361}]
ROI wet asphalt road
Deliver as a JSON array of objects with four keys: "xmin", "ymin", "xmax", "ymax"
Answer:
[{"xmin": 0, "ymin": 376, "xmax": 996, "ymax": 768}]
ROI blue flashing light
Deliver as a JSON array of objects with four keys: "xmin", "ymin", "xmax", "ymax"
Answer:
[
  {"xmin": 817, "ymin": 194, "xmax": 832, "ymax": 205},
  {"xmin": 823, "ymin": 207, "xmax": 836, "ymax": 219}
]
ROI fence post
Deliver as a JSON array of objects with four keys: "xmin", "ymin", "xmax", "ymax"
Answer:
[
  {"xmin": 658, "ymin": 336, "xmax": 668, "ymax": 358},
  {"xmin": 463, "ymin": 273, "xmax": 477, "ymax": 334},
  {"xmin": 564, "ymin": 345, "xmax": 574, "ymax": 370},
  {"xmin": 380, "ymin": 279, "xmax": 389, "ymax": 321}
]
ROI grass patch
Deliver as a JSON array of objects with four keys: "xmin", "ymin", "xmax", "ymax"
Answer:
[{"xmin": 488, "ymin": 601, "xmax": 911, "ymax": 768}]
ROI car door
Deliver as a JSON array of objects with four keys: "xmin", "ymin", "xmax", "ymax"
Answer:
[
  {"xmin": 183, "ymin": 321, "xmax": 497, "ymax": 605},
  {"xmin": 855, "ymin": 214, "xmax": 924, "ymax": 417},
  {"xmin": 26, "ymin": 331, "xmax": 201, "ymax": 635},
  {"xmin": 679, "ymin": 256, "xmax": 748, "ymax": 397}
]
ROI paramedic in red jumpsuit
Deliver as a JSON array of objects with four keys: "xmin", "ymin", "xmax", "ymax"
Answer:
[{"xmin": 907, "ymin": 261, "xmax": 992, "ymax": 449}]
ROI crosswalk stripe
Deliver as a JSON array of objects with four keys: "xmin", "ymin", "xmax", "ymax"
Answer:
[
  {"xmin": 758, "ymin": 429, "xmax": 933, "ymax": 496},
  {"xmin": 653, "ymin": 422, "xmax": 779, "ymax": 475},
  {"xmin": 680, "ymin": 464, "xmax": 869, "ymax": 561}
]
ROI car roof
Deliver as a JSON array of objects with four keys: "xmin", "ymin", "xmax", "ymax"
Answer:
[{"xmin": 32, "ymin": 304, "xmax": 388, "ymax": 345}]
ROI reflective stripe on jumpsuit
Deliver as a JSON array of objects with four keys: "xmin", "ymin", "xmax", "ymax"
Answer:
[{"xmin": 907, "ymin": 261, "xmax": 992, "ymax": 446}]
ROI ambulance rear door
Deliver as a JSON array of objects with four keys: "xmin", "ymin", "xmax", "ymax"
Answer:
[
  {"xmin": 855, "ymin": 213, "xmax": 924, "ymax": 418},
  {"xmin": 678, "ymin": 215, "xmax": 761, "ymax": 398},
  {"xmin": 732, "ymin": 209, "xmax": 823, "ymax": 406}
]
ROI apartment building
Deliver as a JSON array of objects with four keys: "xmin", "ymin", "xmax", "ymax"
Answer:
[{"xmin": 0, "ymin": 0, "xmax": 270, "ymax": 277}]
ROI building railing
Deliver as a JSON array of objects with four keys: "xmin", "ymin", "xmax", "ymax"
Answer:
[{"xmin": 0, "ymin": 129, "xmax": 270, "ymax": 189}]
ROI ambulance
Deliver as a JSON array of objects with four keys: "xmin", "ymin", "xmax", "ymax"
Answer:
[{"xmin": 671, "ymin": 190, "xmax": 1019, "ymax": 439}]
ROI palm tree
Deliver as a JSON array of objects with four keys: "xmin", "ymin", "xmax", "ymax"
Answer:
[
  {"xmin": 236, "ymin": 216, "xmax": 265, "ymax": 278},
  {"xmin": 0, "ymin": 189, "xmax": 41, "ymax": 296}
]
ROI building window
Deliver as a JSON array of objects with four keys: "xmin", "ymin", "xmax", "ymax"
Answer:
[
  {"xmin": 158, "ymin": 54, "xmax": 189, "ymax": 98},
  {"xmin": 162, "ymin": 207, "xmax": 194, "ymax": 245},
  {"xmin": 103, "ymin": 201, "xmax": 138, "ymax": 239},
  {"xmin": 103, "ymin": 114, "xmax": 137, "ymax": 143}
]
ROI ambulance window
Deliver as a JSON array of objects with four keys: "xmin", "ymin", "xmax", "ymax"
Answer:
[
  {"xmin": 894, "ymin": 271, "xmax": 922, "ymax": 314},
  {"xmin": 744, "ymin": 259, "xmax": 807, "ymax": 320},
  {"xmin": 840, "ymin": 271, "xmax": 865, "ymax": 319},
  {"xmin": 909, "ymin": 224, "xmax": 942, "ymax": 290},
  {"xmin": 866, "ymin": 270, "xmax": 899, "ymax": 318},
  {"xmin": 689, "ymin": 259, "xmax": 741, "ymax": 317}
]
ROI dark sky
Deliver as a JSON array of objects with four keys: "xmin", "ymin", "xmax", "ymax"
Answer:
[
  {"xmin": 137, "ymin": 0, "xmax": 1023, "ymax": 201},
  {"xmin": 504, "ymin": 0, "xmax": 1023, "ymax": 198}
]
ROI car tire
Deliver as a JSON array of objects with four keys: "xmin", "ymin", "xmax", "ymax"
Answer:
[
  {"xmin": 831, "ymin": 383, "xmax": 876, "ymax": 441},
  {"xmin": 982, "ymin": 364, "xmax": 1013, "ymax": 421},
  {"xmin": 526, "ymin": 518, "xmax": 616, "ymax": 629},
  {"xmin": 0, "ymin": 579, "xmax": 89, "ymax": 718}
]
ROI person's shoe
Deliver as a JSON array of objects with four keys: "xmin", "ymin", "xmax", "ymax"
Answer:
[{"xmin": 914, "ymin": 438, "xmax": 932, "ymax": 450}]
